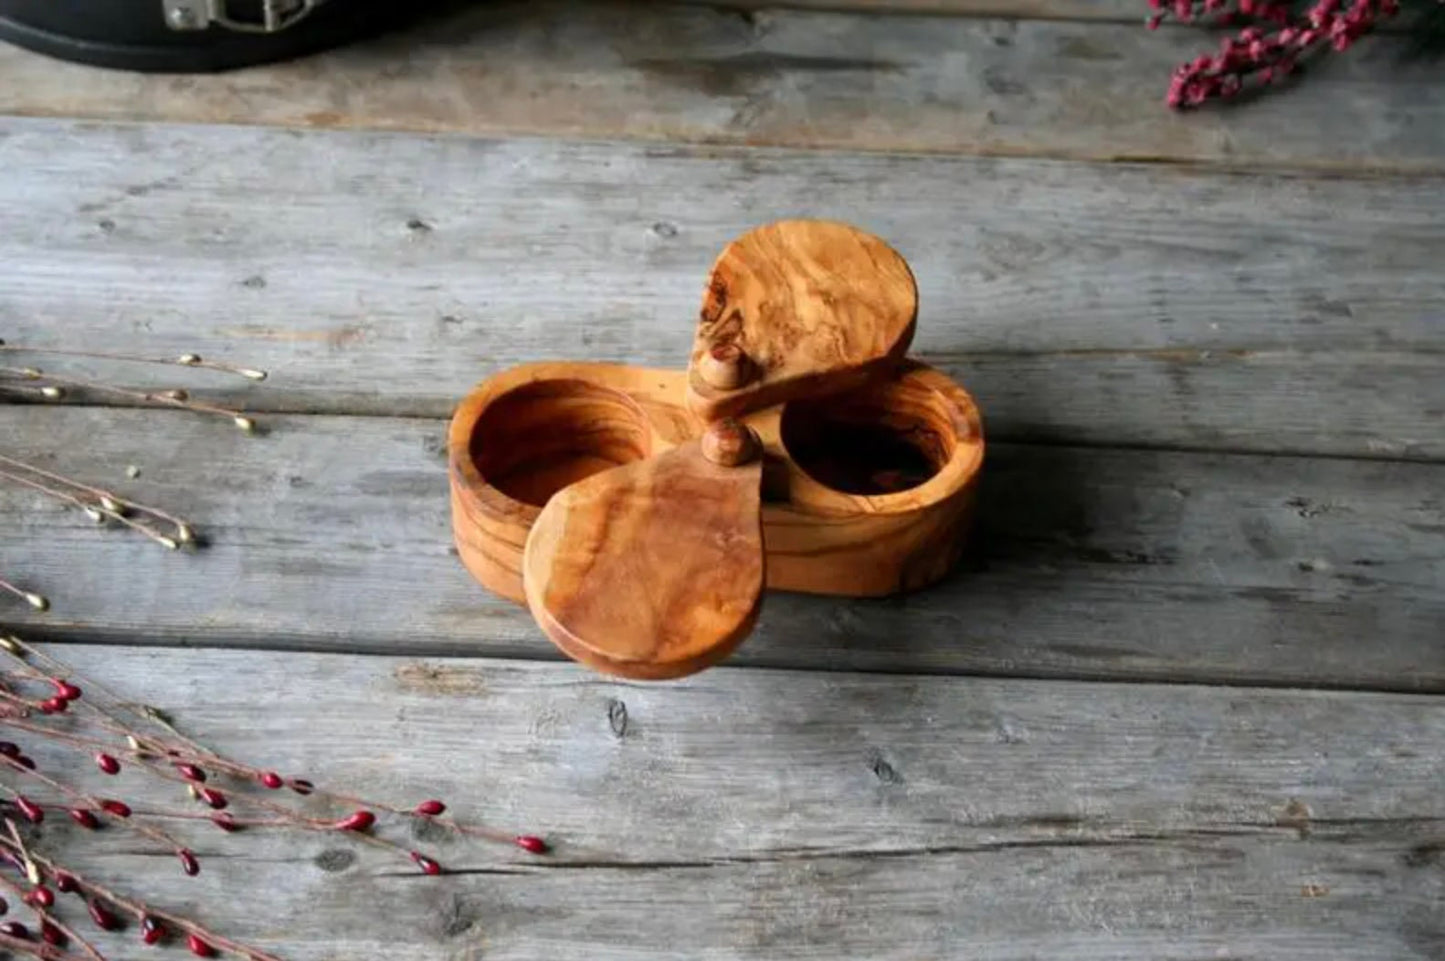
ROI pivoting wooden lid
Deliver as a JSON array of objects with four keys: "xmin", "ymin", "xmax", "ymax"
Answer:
[
  {"xmin": 687, "ymin": 220, "xmax": 918, "ymax": 422},
  {"xmin": 509, "ymin": 222, "xmax": 943, "ymax": 680},
  {"xmin": 522, "ymin": 421, "xmax": 765, "ymax": 680}
]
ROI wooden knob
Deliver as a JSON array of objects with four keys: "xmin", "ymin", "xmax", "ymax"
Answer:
[
  {"xmin": 702, "ymin": 419, "xmax": 760, "ymax": 467},
  {"xmin": 697, "ymin": 343, "xmax": 751, "ymax": 390}
]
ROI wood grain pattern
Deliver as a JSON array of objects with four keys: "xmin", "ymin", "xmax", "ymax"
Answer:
[
  {"xmin": 449, "ymin": 362, "xmax": 983, "ymax": 607},
  {"xmin": 3, "ymin": 407, "xmax": 1441, "ymax": 690},
  {"xmin": 0, "ymin": 4, "xmax": 1441, "ymax": 171},
  {"xmin": 687, "ymin": 220, "xmax": 916, "ymax": 420},
  {"xmin": 0, "ymin": 120, "xmax": 1440, "ymax": 459},
  {"xmin": 9, "ymin": 645, "xmax": 1442, "ymax": 960},
  {"xmin": 699, "ymin": 0, "xmax": 1141, "ymax": 19},
  {"xmin": 524, "ymin": 436, "xmax": 765, "ymax": 679},
  {"xmin": 756, "ymin": 362, "xmax": 984, "ymax": 595}
]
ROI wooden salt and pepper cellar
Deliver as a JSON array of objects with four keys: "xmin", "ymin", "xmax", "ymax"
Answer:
[{"xmin": 449, "ymin": 220, "xmax": 985, "ymax": 680}]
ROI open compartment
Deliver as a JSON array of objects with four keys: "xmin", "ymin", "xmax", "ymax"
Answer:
[
  {"xmin": 779, "ymin": 375, "xmax": 960, "ymax": 498},
  {"xmin": 467, "ymin": 379, "xmax": 653, "ymax": 509}
]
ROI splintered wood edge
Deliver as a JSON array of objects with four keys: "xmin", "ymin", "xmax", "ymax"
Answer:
[
  {"xmin": 687, "ymin": 220, "xmax": 919, "ymax": 422},
  {"xmin": 522, "ymin": 441, "xmax": 765, "ymax": 680}
]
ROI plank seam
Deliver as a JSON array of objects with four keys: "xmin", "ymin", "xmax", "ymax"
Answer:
[
  {"xmin": 4, "ymin": 113, "xmax": 1444, "ymax": 179},
  {"xmin": 13, "ymin": 630, "xmax": 1445, "ymax": 697},
  {"xmin": 5, "ymin": 401, "xmax": 1443, "ymax": 466}
]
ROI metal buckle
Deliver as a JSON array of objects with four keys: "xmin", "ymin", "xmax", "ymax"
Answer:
[{"xmin": 162, "ymin": 0, "xmax": 318, "ymax": 34}]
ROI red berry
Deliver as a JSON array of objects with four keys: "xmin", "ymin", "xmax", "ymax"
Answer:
[
  {"xmin": 15, "ymin": 795, "xmax": 43, "ymax": 824},
  {"xmin": 260, "ymin": 771, "xmax": 284, "ymax": 790},
  {"xmin": 69, "ymin": 808, "xmax": 100, "ymax": 830},
  {"xmin": 0, "ymin": 921, "xmax": 30, "ymax": 939},
  {"xmin": 409, "ymin": 851, "xmax": 442, "ymax": 875},
  {"xmin": 54, "ymin": 873, "xmax": 79, "ymax": 894},
  {"xmin": 14, "ymin": 755, "xmax": 34, "ymax": 770},
  {"xmin": 198, "ymin": 788, "xmax": 227, "ymax": 810},
  {"xmin": 40, "ymin": 919, "xmax": 66, "ymax": 947},
  {"xmin": 177, "ymin": 849, "xmax": 200, "ymax": 877},
  {"xmin": 95, "ymin": 753, "xmax": 121, "ymax": 775},
  {"xmin": 335, "ymin": 810, "xmax": 375, "ymax": 832},
  {"xmin": 514, "ymin": 835, "xmax": 549, "ymax": 855},
  {"xmin": 51, "ymin": 679, "xmax": 82, "ymax": 701},
  {"xmin": 25, "ymin": 886, "xmax": 53, "ymax": 909},
  {"xmin": 0, "ymin": 742, "xmax": 19, "ymax": 758},
  {"xmin": 174, "ymin": 763, "xmax": 206, "ymax": 783},
  {"xmin": 141, "ymin": 916, "xmax": 165, "ymax": 945},
  {"xmin": 39, "ymin": 696, "xmax": 68, "ymax": 714},
  {"xmin": 288, "ymin": 778, "xmax": 314, "ymax": 795},
  {"xmin": 187, "ymin": 933, "xmax": 216, "ymax": 957},
  {"xmin": 100, "ymin": 799, "xmax": 132, "ymax": 818},
  {"xmin": 414, "ymin": 799, "xmax": 446, "ymax": 817},
  {"xmin": 211, "ymin": 813, "xmax": 239, "ymax": 832},
  {"xmin": 87, "ymin": 899, "xmax": 121, "ymax": 931}
]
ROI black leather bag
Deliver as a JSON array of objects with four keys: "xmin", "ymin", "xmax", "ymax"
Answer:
[{"xmin": 0, "ymin": 0, "xmax": 422, "ymax": 71}]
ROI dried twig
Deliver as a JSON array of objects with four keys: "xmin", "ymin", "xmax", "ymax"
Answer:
[
  {"xmin": 0, "ymin": 578, "xmax": 47, "ymax": 612},
  {"xmin": 0, "ymin": 344, "xmax": 265, "ymax": 382}
]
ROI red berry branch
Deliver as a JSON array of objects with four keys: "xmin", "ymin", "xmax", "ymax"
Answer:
[
  {"xmin": 2, "ymin": 343, "xmax": 550, "ymax": 959},
  {"xmin": 0, "ymin": 630, "xmax": 550, "ymax": 960},
  {"xmin": 1146, "ymin": 0, "xmax": 1409, "ymax": 106}
]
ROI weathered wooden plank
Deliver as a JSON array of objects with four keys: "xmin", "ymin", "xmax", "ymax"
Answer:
[
  {"xmin": 6, "ymin": 646, "xmax": 1443, "ymax": 959},
  {"xmin": 0, "ymin": 4, "xmax": 1441, "ymax": 171},
  {"xmin": 2, "ymin": 407, "xmax": 1441, "ymax": 689},
  {"xmin": 697, "ymin": 0, "xmax": 1420, "ymax": 26},
  {"xmin": 701, "ymin": 0, "xmax": 1140, "ymax": 18},
  {"xmin": 1, "ymin": 120, "xmax": 1442, "ymax": 459}
]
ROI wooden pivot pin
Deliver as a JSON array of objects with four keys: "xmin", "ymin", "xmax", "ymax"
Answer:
[
  {"xmin": 697, "ymin": 344, "xmax": 751, "ymax": 391},
  {"xmin": 449, "ymin": 219, "xmax": 985, "ymax": 680},
  {"xmin": 701, "ymin": 419, "xmax": 759, "ymax": 466}
]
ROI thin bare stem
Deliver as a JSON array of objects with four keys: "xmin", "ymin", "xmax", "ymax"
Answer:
[
  {"xmin": 1, "ymin": 639, "xmax": 526, "ymax": 849},
  {"xmin": 318, "ymin": 788, "xmax": 517, "ymax": 845},
  {"xmin": 124, "ymin": 808, "xmax": 321, "ymax": 829},
  {"xmin": 0, "ymin": 637, "xmax": 182, "ymax": 740},
  {"xmin": 0, "ymin": 839, "xmax": 286, "ymax": 961},
  {"xmin": 0, "ymin": 718, "xmax": 131, "ymax": 759},
  {"xmin": 0, "ymin": 453, "xmax": 195, "ymax": 534},
  {"xmin": 17, "ymin": 798, "xmax": 327, "ymax": 832},
  {"xmin": 0, "ymin": 688, "xmax": 46, "ymax": 713},
  {"xmin": 0, "ymin": 384, "xmax": 65, "ymax": 401},
  {"xmin": 0, "ymin": 930, "xmax": 95, "ymax": 961},
  {"xmin": 0, "ymin": 467, "xmax": 185, "ymax": 550},
  {"xmin": 0, "ymin": 345, "xmax": 266, "ymax": 381},
  {"xmin": 1, "ymin": 757, "xmax": 190, "ymax": 855},
  {"xmin": 0, "ymin": 577, "xmax": 48, "ymax": 611},
  {"xmin": 0, "ymin": 871, "xmax": 106, "ymax": 961},
  {"xmin": 6, "ymin": 817, "xmax": 39, "ymax": 885},
  {"xmin": 0, "ymin": 367, "xmax": 254, "ymax": 432},
  {"xmin": 0, "ymin": 640, "xmax": 208, "ymax": 757}
]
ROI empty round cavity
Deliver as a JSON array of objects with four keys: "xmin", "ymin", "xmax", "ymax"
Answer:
[
  {"xmin": 779, "ymin": 378, "xmax": 961, "ymax": 496},
  {"xmin": 468, "ymin": 379, "xmax": 652, "ymax": 508}
]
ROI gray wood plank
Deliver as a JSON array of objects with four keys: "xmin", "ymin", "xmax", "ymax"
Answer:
[
  {"xmin": 2, "ymin": 407, "xmax": 1441, "ymax": 689},
  {"xmin": 696, "ymin": 0, "xmax": 1422, "ymax": 26},
  {"xmin": 0, "ymin": 3, "xmax": 1442, "ymax": 171},
  {"xmin": 5, "ymin": 645, "xmax": 1442, "ymax": 960},
  {"xmin": 699, "ymin": 0, "xmax": 1143, "ymax": 20},
  {"xmin": 1, "ymin": 119, "xmax": 1442, "ymax": 459}
]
